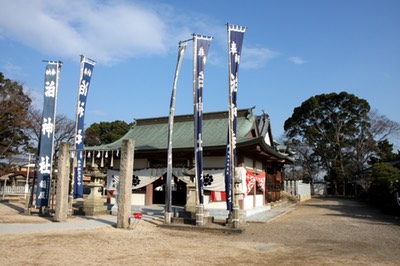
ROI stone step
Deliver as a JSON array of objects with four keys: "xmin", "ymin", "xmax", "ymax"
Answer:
[{"xmin": 172, "ymin": 215, "xmax": 214, "ymax": 225}]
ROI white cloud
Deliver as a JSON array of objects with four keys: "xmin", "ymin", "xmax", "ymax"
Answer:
[
  {"xmin": 25, "ymin": 86, "xmax": 43, "ymax": 110},
  {"xmin": 289, "ymin": 56, "xmax": 305, "ymax": 65},
  {"xmin": 0, "ymin": 0, "xmax": 280, "ymax": 70},
  {"xmin": 2, "ymin": 61, "xmax": 24, "ymax": 78},
  {"xmin": 0, "ymin": 0, "xmax": 188, "ymax": 64},
  {"xmin": 241, "ymin": 47, "xmax": 279, "ymax": 69},
  {"xmin": 88, "ymin": 109, "xmax": 108, "ymax": 117}
]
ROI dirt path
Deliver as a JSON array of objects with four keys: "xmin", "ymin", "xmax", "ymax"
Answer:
[{"xmin": 1, "ymin": 197, "xmax": 399, "ymax": 265}]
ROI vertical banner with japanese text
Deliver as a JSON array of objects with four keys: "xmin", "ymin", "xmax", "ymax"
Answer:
[
  {"xmin": 225, "ymin": 24, "xmax": 246, "ymax": 211},
  {"xmin": 224, "ymin": 137, "xmax": 232, "ymax": 211},
  {"xmin": 193, "ymin": 34, "xmax": 212, "ymax": 205},
  {"xmin": 166, "ymin": 42, "xmax": 187, "ymax": 213},
  {"xmin": 35, "ymin": 61, "xmax": 62, "ymax": 207},
  {"xmin": 73, "ymin": 56, "xmax": 96, "ymax": 198}
]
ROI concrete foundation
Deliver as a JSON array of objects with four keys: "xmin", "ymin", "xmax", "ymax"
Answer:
[{"xmin": 83, "ymin": 185, "xmax": 108, "ymax": 216}]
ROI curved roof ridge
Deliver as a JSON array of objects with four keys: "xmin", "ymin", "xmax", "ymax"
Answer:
[{"xmin": 85, "ymin": 108, "xmax": 257, "ymax": 151}]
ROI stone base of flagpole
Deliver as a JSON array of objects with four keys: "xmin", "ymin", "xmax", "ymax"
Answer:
[
  {"xmin": 68, "ymin": 195, "xmax": 74, "ymax": 216},
  {"xmin": 111, "ymin": 203, "xmax": 118, "ymax": 215},
  {"xmin": 24, "ymin": 195, "xmax": 31, "ymax": 214},
  {"xmin": 164, "ymin": 211, "xmax": 173, "ymax": 224},
  {"xmin": 232, "ymin": 206, "xmax": 240, "ymax": 228},
  {"xmin": 227, "ymin": 206, "xmax": 241, "ymax": 228},
  {"xmin": 38, "ymin": 206, "xmax": 47, "ymax": 215},
  {"xmin": 195, "ymin": 204, "xmax": 204, "ymax": 226}
]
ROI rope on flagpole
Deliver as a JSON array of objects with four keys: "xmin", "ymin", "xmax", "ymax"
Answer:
[{"xmin": 179, "ymin": 37, "xmax": 194, "ymax": 44}]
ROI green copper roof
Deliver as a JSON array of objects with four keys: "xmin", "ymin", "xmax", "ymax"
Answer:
[{"xmin": 86, "ymin": 109, "xmax": 256, "ymax": 151}]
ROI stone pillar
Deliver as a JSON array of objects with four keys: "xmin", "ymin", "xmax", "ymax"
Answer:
[
  {"xmin": 184, "ymin": 182, "xmax": 196, "ymax": 213},
  {"xmin": 2, "ymin": 179, "xmax": 6, "ymax": 199},
  {"xmin": 165, "ymin": 211, "xmax": 173, "ymax": 224},
  {"xmin": 110, "ymin": 186, "xmax": 119, "ymax": 215},
  {"xmin": 116, "ymin": 139, "xmax": 135, "ymax": 229},
  {"xmin": 54, "ymin": 143, "xmax": 70, "ymax": 222},
  {"xmin": 145, "ymin": 183, "xmax": 153, "ymax": 205},
  {"xmin": 195, "ymin": 204, "xmax": 204, "ymax": 226}
]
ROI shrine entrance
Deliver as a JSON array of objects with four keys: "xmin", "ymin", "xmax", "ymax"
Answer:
[{"xmin": 152, "ymin": 173, "xmax": 187, "ymax": 206}]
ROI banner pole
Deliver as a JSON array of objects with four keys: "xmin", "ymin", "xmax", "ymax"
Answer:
[
  {"xmin": 165, "ymin": 41, "xmax": 188, "ymax": 223},
  {"xmin": 73, "ymin": 55, "xmax": 96, "ymax": 199},
  {"xmin": 193, "ymin": 34, "xmax": 213, "ymax": 226},
  {"xmin": 228, "ymin": 24, "xmax": 237, "ymax": 226},
  {"xmin": 73, "ymin": 56, "xmax": 84, "ymax": 176},
  {"xmin": 35, "ymin": 61, "xmax": 62, "ymax": 211},
  {"xmin": 49, "ymin": 62, "xmax": 62, "ymax": 210},
  {"xmin": 226, "ymin": 23, "xmax": 246, "ymax": 228},
  {"xmin": 192, "ymin": 34, "xmax": 198, "ymax": 207},
  {"xmin": 71, "ymin": 56, "xmax": 84, "ymax": 205}
]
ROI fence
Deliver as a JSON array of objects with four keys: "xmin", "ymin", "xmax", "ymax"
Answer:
[
  {"xmin": 284, "ymin": 180, "xmax": 311, "ymax": 202},
  {"xmin": 0, "ymin": 186, "xmax": 29, "ymax": 196}
]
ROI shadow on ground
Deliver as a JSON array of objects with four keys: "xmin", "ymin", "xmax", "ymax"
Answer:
[{"xmin": 305, "ymin": 196, "xmax": 400, "ymax": 226}]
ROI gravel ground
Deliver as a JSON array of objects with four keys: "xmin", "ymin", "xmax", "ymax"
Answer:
[{"xmin": 1, "ymin": 197, "xmax": 399, "ymax": 265}]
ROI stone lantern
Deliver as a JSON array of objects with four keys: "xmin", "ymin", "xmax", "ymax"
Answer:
[{"xmin": 83, "ymin": 164, "xmax": 108, "ymax": 216}]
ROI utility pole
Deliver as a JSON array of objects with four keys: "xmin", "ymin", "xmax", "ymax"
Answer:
[{"xmin": 24, "ymin": 153, "xmax": 32, "ymax": 199}]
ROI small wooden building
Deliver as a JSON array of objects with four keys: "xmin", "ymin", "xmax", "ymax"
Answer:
[{"xmin": 85, "ymin": 108, "xmax": 294, "ymax": 212}]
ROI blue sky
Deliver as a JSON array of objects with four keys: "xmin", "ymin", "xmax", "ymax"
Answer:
[{"xmin": 1, "ymin": 0, "xmax": 399, "ymax": 144}]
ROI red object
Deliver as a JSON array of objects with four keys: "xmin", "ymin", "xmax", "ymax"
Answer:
[
  {"xmin": 133, "ymin": 212, "xmax": 142, "ymax": 219},
  {"xmin": 211, "ymin": 191, "xmax": 226, "ymax": 202},
  {"xmin": 246, "ymin": 170, "xmax": 266, "ymax": 194}
]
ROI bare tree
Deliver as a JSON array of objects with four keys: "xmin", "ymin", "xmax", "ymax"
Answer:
[
  {"xmin": 284, "ymin": 140, "xmax": 319, "ymax": 183},
  {"xmin": 369, "ymin": 109, "xmax": 400, "ymax": 143},
  {"xmin": 27, "ymin": 107, "xmax": 75, "ymax": 157},
  {"xmin": 352, "ymin": 110, "xmax": 400, "ymax": 194}
]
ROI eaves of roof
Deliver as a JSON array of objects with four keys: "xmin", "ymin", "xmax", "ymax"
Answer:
[
  {"xmin": 86, "ymin": 109, "xmax": 256, "ymax": 151},
  {"xmin": 84, "ymin": 108, "xmax": 294, "ymax": 163},
  {"xmin": 237, "ymin": 137, "xmax": 294, "ymax": 164}
]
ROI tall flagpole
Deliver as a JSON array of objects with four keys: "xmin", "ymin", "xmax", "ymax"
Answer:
[
  {"xmin": 165, "ymin": 40, "xmax": 189, "ymax": 224},
  {"xmin": 192, "ymin": 34, "xmax": 198, "ymax": 209},
  {"xmin": 71, "ymin": 56, "xmax": 85, "ymax": 204},
  {"xmin": 72, "ymin": 55, "xmax": 96, "ymax": 202},
  {"xmin": 35, "ymin": 60, "xmax": 62, "ymax": 212},
  {"xmin": 49, "ymin": 62, "xmax": 62, "ymax": 210},
  {"xmin": 226, "ymin": 23, "xmax": 246, "ymax": 228},
  {"xmin": 229, "ymin": 23, "xmax": 237, "ymax": 227},
  {"xmin": 193, "ymin": 33, "xmax": 201, "ymax": 227},
  {"xmin": 193, "ymin": 33, "xmax": 212, "ymax": 226}
]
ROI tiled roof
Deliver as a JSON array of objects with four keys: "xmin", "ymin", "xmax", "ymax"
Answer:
[{"xmin": 87, "ymin": 109, "xmax": 256, "ymax": 151}]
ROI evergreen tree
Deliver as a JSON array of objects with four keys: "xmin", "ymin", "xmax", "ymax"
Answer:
[
  {"xmin": 284, "ymin": 91, "xmax": 371, "ymax": 194},
  {"xmin": 85, "ymin": 120, "xmax": 132, "ymax": 146}
]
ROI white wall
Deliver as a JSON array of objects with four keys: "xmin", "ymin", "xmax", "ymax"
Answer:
[
  {"xmin": 243, "ymin": 195, "xmax": 253, "ymax": 209},
  {"xmin": 243, "ymin": 194, "xmax": 264, "ymax": 209},
  {"xmin": 204, "ymin": 194, "xmax": 227, "ymax": 209},
  {"xmin": 312, "ymin": 183, "xmax": 327, "ymax": 195},
  {"xmin": 131, "ymin": 193, "xmax": 145, "ymax": 205},
  {"xmin": 285, "ymin": 180, "xmax": 312, "ymax": 202},
  {"xmin": 109, "ymin": 193, "xmax": 145, "ymax": 205},
  {"xmin": 204, "ymin": 194, "xmax": 264, "ymax": 210},
  {"xmin": 298, "ymin": 182, "xmax": 311, "ymax": 201}
]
